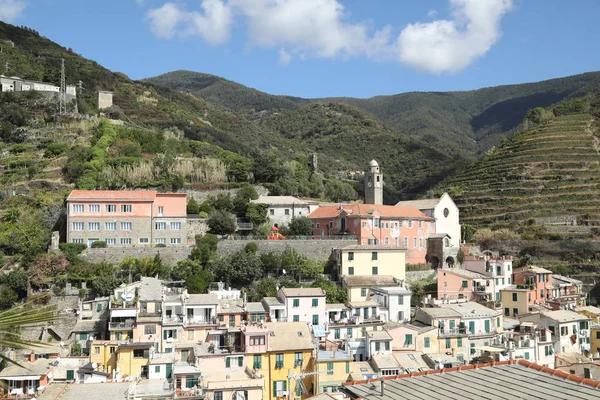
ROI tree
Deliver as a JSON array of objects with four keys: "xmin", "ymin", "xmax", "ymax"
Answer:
[
  {"xmin": 246, "ymin": 203, "xmax": 269, "ymax": 228},
  {"xmin": 311, "ymin": 278, "xmax": 347, "ymax": 303},
  {"xmin": 252, "ymin": 151, "xmax": 284, "ymax": 183},
  {"xmin": 187, "ymin": 198, "xmax": 200, "ymax": 214},
  {"xmin": 287, "ymin": 217, "xmax": 313, "ymax": 236},
  {"xmin": 191, "ymin": 234, "xmax": 219, "ymax": 265},
  {"xmin": 324, "ymin": 180, "xmax": 357, "ymax": 202},
  {"xmin": 28, "ymin": 253, "xmax": 69, "ymax": 289},
  {"xmin": 92, "ymin": 274, "xmax": 120, "ymax": 297},
  {"xmin": 186, "ymin": 269, "xmax": 213, "ymax": 294},
  {"xmin": 234, "ymin": 185, "xmax": 259, "ymax": 214},
  {"xmin": 210, "ymin": 251, "xmax": 263, "ymax": 287},
  {"xmin": 0, "ymin": 269, "xmax": 28, "ymax": 299},
  {"xmin": 0, "ymin": 287, "xmax": 18, "ymax": 310},
  {"xmin": 208, "ymin": 210, "xmax": 237, "ymax": 236},
  {"xmin": 456, "ymin": 249, "xmax": 465, "ymax": 266}
]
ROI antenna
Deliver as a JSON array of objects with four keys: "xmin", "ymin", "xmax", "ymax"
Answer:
[{"xmin": 59, "ymin": 58, "xmax": 66, "ymax": 114}]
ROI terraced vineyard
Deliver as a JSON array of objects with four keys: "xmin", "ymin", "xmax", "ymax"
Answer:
[{"xmin": 449, "ymin": 113, "xmax": 600, "ymax": 233}]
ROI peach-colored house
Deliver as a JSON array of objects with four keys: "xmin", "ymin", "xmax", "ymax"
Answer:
[
  {"xmin": 501, "ymin": 286, "xmax": 536, "ymax": 317},
  {"xmin": 308, "ymin": 204, "xmax": 435, "ymax": 264},
  {"xmin": 513, "ymin": 266, "xmax": 554, "ymax": 303},
  {"xmin": 66, "ymin": 190, "xmax": 188, "ymax": 247},
  {"xmin": 437, "ymin": 268, "xmax": 495, "ymax": 302}
]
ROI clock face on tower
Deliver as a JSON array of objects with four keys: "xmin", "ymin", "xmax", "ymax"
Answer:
[
  {"xmin": 376, "ymin": 182, "xmax": 380, "ymax": 187},
  {"xmin": 443, "ymin": 208, "xmax": 449, "ymax": 217},
  {"xmin": 367, "ymin": 182, "xmax": 372, "ymax": 187}
]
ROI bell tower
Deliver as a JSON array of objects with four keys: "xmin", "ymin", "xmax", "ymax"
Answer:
[{"xmin": 364, "ymin": 159, "xmax": 383, "ymax": 205}]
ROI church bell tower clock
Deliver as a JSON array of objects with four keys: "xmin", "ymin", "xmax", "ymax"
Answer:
[{"xmin": 365, "ymin": 159, "xmax": 383, "ymax": 205}]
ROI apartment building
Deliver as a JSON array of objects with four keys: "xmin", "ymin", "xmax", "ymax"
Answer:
[
  {"xmin": 436, "ymin": 268, "xmax": 495, "ymax": 303},
  {"xmin": 520, "ymin": 310, "xmax": 591, "ymax": 355},
  {"xmin": 277, "ymin": 287, "xmax": 327, "ymax": 326},
  {"xmin": 513, "ymin": 266, "xmax": 554, "ymax": 303},
  {"xmin": 66, "ymin": 190, "xmax": 187, "ymax": 247},
  {"xmin": 464, "ymin": 255, "xmax": 513, "ymax": 301},
  {"xmin": 308, "ymin": 204, "xmax": 434, "ymax": 264},
  {"xmin": 339, "ymin": 245, "xmax": 406, "ymax": 280}
]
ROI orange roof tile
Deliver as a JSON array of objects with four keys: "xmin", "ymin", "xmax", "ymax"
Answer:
[
  {"xmin": 308, "ymin": 204, "xmax": 432, "ymax": 220},
  {"xmin": 67, "ymin": 190, "xmax": 157, "ymax": 201}
]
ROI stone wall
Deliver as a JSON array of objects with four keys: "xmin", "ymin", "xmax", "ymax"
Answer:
[
  {"xmin": 187, "ymin": 185, "xmax": 268, "ymax": 202},
  {"xmin": 81, "ymin": 247, "xmax": 193, "ymax": 266},
  {"xmin": 80, "ymin": 239, "xmax": 353, "ymax": 265},
  {"xmin": 187, "ymin": 217, "xmax": 209, "ymax": 244}
]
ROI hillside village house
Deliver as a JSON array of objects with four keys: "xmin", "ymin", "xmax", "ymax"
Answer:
[
  {"xmin": 500, "ymin": 286, "xmax": 537, "ymax": 317},
  {"xmin": 250, "ymin": 195, "xmax": 319, "ymax": 227},
  {"xmin": 308, "ymin": 204, "xmax": 434, "ymax": 264},
  {"xmin": 66, "ymin": 190, "xmax": 187, "ymax": 247},
  {"xmin": 339, "ymin": 245, "xmax": 406, "ymax": 280},
  {"xmin": 520, "ymin": 310, "xmax": 591, "ymax": 355},
  {"xmin": 513, "ymin": 266, "xmax": 554, "ymax": 304},
  {"xmin": 464, "ymin": 255, "xmax": 513, "ymax": 301},
  {"xmin": 436, "ymin": 268, "xmax": 496, "ymax": 303},
  {"xmin": 342, "ymin": 275, "xmax": 397, "ymax": 303},
  {"xmin": 395, "ymin": 192, "xmax": 461, "ymax": 248},
  {"xmin": 414, "ymin": 307, "xmax": 469, "ymax": 363},
  {"xmin": 276, "ymin": 287, "xmax": 327, "ymax": 325}
]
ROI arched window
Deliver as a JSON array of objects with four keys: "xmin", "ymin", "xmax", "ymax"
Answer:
[{"xmin": 376, "ymin": 176, "xmax": 380, "ymax": 182}]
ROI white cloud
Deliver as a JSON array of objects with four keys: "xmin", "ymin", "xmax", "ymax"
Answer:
[
  {"xmin": 146, "ymin": 0, "xmax": 231, "ymax": 44},
  {"xmin": 397, "ymin": 0, "xmax": 513, "ymax": 74},
  {"xmin": 427, "ymin": 9, "xmax": 438, "ymax": 17},
  {"xmin": 145, "ymin": 0, "xmax": 513, "ymax": 73},
  {"xmin": 278, "ymin": 48, "xmax": 292, "ymax": 66},
  {"xmin": 0, "ymin": 0, "xmax": 26, "ymax": 23}
]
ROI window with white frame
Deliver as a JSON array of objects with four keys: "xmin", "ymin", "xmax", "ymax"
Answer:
[
  {"xmin": 170, "ymin": 222, "xmax": 182, "ymax": 230},
  {"xmin": 121, "ymin": 204, "xmax": 132, "ymax": 213},
  {"xmin": 89, "ymin": 204, "xmax": 100, "ymax": 212},
  {"xmin": 171, "ymin": 238, "xmax": 181, "ymax": 244},
  {"xmin": 155, "ymin": 238, "xmax": 166, "ymax": 244},
  {"xmin": 72, "ymin": 238, "xmax": 84, "ymax": 244},
  {"xmin": 413, "ymin": 237, "xmax": 417, "ymax": 248},
  {"xmin": 88, "ymin": 222, "xmax": 100, "ymax": 231},
  {"xmin": 121, "ymin": 222, "xmax": 132, "ymax": 231},
  {"xmin": 72, "ymin": 204, "xmax": 84, "ymax": 213},
  {"xmin": 404, "ymin": 237, "xmax": 408, "ymax": 247},
  {"xmin": 418, "ymin": 220, "xmax": 422, "ymax": 228},
  {"xmin": 105, "ymin": 238, "xmax": 116, "ymax": 245},
  {"xmin": 105, "ymin": 222, "xmax": 116, "ymax": 231},
  {"xmin": 72, "ymin": 222, "xmax": 84, "ymax": 231},
  {"xmin": 106, "ymin": 204, "xmax": 117, "ymax": 213},
  {"xmin": 139, "ymin": 238, "xmax": 149, "ymax": 244},
  {"xmin": 408, "ymin": 220, "xmax": 413, "ymax": 228},
  {"xmin": 157, "ymin": 206, "xmax": 164, "ymax": 216},
  {"xmin": 419, "ymin": 238, "xmax": 423, "ymax": 248},
  {"xmin": 120, "ymin": 238, "xmax": 132, "ymax": 245},
  {"xmin": 155, "ymin": 222, "xmax": 166, "ymax": 230}
]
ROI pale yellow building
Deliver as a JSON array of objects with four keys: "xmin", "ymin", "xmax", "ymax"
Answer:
[
  {"xmin": 500, "ymin": 286, "xmax": 535, "ymax": 317},
  {"xmin": 576, "ymin": 306, "xmax": 600, "ymax": 325},
  {"xmin": 340, "ymin": 245, "xmax": 406, "ymax": 280},
  {"xmin": 313, "ymin": 348, "xmax": 352, "ymax": 393},
  {"xmin": 342, "ymin": 275, "xmax": 398, "ymax": 302},
  {"xmin": 89, "ymin": 340, "xmax": 121, "ymax": 375},
  {"xmin": 116, "ymin": 343, "xmax": 152, "ymax": 379}
]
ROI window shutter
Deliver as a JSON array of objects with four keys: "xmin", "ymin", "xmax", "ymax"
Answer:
[
  {"xmin": 283, "ymin": 380, "xmax": 287, "ymax": 391},
  {"xmin": 273, "ymin": 381, "xmax": 277, "ymax": 396},
  {"xmin": 163, "ymin": 330, "xmax": 167, "ymax": 340},
  {"xmin": 238, "ymin": 356, "xmax": 243, "ymax": 367},
  {"xmin": 226, "ymin": 357, "xmax": 231, "ymax": 368}
]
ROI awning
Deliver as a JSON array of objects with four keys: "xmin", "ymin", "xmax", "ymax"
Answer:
[
  {"xmin": 475, "ymin": 346, "xmax": 506, "ymax": 353},
  {"xmin": 110, "ymin": 309, "xmax": 137, "ymax": 318},
  {"xmin": 1, "ymin": 375, "xmax": 43, "ymax": 381}
]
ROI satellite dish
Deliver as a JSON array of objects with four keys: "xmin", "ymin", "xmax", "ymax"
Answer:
[
  {"xmin": 60, "ymin": 341, "xmax": 65, "ymax": 347},
  {"xmin": 282, "ymin": 269, "xmax": 287, "ymax": 275},
  {"xmin": 92, "ymin": 362, "xmax": 98, "ymax": 369}
]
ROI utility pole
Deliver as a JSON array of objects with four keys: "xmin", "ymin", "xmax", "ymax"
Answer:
[
  {"xmin": 59, "ymin": 58, "xmax": 66, "ymax": 114},
  {"xmin": 77, "ymin": 80, "xmax": 83, "ymax": 94},
  {"xmin": 4, "ymin": 61, "xmax": 9, "ymax": 74}
]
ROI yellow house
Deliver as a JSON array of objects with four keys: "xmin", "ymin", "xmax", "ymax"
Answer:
[
  {"xmin": 575, "ymin": 306, "xmax": 600, "ymax": 325},
  {"xmin": 591, "ymin": 325, "xmax": 600, "ymax": 355},
  {"xmin": 264, "ymin": 322, "xmax": 314, "ymax": 399},
  {"xmin": 89, "ymin": 340, "xmax": 121, "ymax": 375},
  {"xmin": 340, "ymin": 246, "xmax": 406, "ymax": 280},
  {"xmin": 342, "ymin": 275, "xmax": 398, "ymax": 302},
  {"xmin": 385, "ymin": 322, "xmax": 439, "ymax": 355},
  {"xmin": 116, "ymin": 343, "xmax": 152, "ymax": 379},
  {"xmin": 500, "ymin": 287, "xmax": 535, "ymax": 317},
  {"xmin": 313, "ymin": 348, "xmax": 352, "ymax": 393}
]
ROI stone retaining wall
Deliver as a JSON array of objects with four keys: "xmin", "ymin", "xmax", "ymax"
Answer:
[{"xmin": 80, "ymin": 239, "xmax": 353, "ymax": 265}]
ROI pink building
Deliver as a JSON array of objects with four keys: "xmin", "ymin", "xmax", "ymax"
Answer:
[
  {"xmin": 66, "ymin": 190, "xmax": 188, "ymax": 247},
  {"xmin": 513, "ymin": 266, "xmax": 554, "ymax": 303},
  {"xmin": 437, "ymin": 268, "xmax": 495, "ymax": 302},
  {"xmin": 277, "ymin": 287, "xmax": 327, "ymax": 325},
  {"xmin": 308, "ymin": 204, "xmax": 435, "ymax": 264}
]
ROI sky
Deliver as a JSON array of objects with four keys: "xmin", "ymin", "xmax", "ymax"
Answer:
[{"xmin": 1, "ymin": 0, "xmax": 600, "ymax": 98}]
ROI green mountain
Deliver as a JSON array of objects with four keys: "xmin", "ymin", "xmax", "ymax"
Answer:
[
  {"xmin": 443, "ymin": 96, "xmax": 600, "ymax": 236},
  {"xmin": 147, "ymin": 70, "xmax": 600, "ymax": 159},
  {"xmin": 0, "ymin": 21, "xmax": 456, "ymax": 204}
]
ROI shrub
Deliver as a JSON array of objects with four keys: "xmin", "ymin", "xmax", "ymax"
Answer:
[
  {"xmin": 44, "ymin": 142, "xmax": 69, "ymax": 158},
  {"xmin": 59, "ymin": 242, "xmax": 87, "ymax": 258},
  {"xmin": 91, "ymin": 241, "xmax": 107, "ymax": 248},
  {"xmin": 156, "ymin": 243, "xmax": 167, "ymax": 248},
  {"xmin": 244, "ymin": 242, "xmax": 259, "ymax": 254}
]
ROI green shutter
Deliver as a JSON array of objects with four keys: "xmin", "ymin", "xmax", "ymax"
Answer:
[
  {"xmin": 226, "ymin": 357, "xmax": 231, "ymax": 368},
  {"xmin": 163, "ymin": 330, "xmax": 167, "ymax": 340},
  {"xmin": 283, "ymin": 380, "xmax": 287, "ymax": 391},
  {"xmin": 485, "ymin": 320, "xmax": 490, "ymax": 333},
  {"xmin": 238, "ymin": 357, "xmax": 243, "ymax": 367},
  {"xmin": 346, "ymin": 362, "xmax": 350, "ymax": 374},
  {"xmin": 457, "ymin": 338, "xmax": 462, "ymax": 347},
  {"xmin": 97, "ymin": 303, "xmax": 102, "ymax": 312},
  {"xmin": 273, "ymin": 381, "xmax": 277, "ymax": 396},
  {"xmin": 424, "ymin": 337, "xmax": 430, "ymax": 348}
]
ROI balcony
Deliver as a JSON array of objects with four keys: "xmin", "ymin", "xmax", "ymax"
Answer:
[
  {"xmin": 109, "ymin": 321, "xmax": 135, "ymax": 330},
  {"xmin": 439, "ymin": 328, "xmax": 467, "ymax": 337},
  {"xmin": 175, "ymin": 388, "xmax": 204, "ymax": 399},
  {"xmin": 110, "ymin": 301, "xmax": 137, "ymax": 309},
  {"xmin": 474, "ymin": 286, "xmax": 487, "ymax": 293},
  {"xmin": 185, "ymin": 317, "xmax": 217, "ymax": 327}
]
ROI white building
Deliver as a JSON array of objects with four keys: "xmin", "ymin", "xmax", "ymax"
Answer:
[
  {"xmin": 520, "ymin": 310, "xmax": 591, "ymax": 355},
  {"xmin": 368, "ymin": 282, "xmax": 411, "ymax": 323},
  {"xmin": 464, "ymin": 255, "xmax": 514, "ymax": 302},
  {"xmin": 277, "ymin": 287, "xmax": 327, "ymax": 325},
  {"xmin": 250, "ymin": 195, "xmax": 319, "ymax": 228},
  {"xmin": 395, "ymin": 192, "xmax": 461, "ymax": 248}
]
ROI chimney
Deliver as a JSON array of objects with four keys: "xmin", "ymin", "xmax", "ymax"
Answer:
[{"xmin": 380, "ymin": 379, "xmax": 385, "ymax": 396}]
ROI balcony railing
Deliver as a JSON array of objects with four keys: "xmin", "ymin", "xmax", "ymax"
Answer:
[
  {"xmin": 185, "ymin": 317, "xmax": 217, "ymax": 326},
  {"xmin": 175, "ymin": 388, "xmax": 203, "ymax": 398},
  {"xmin": 109, "ymin": 321, "xmax": 135, "ymax": 330},
  {"xmin": 439, "ymin": 328, "xmax": 467, "ymax": 337},
  {"xmin": 110, "ymin": 302, "xmax": 137, "ymax": 309}
]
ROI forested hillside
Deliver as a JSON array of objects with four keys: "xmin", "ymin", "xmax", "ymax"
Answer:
[{"xmin": 148, "ymin": 70, "xmax": 600, "ymax": 160}]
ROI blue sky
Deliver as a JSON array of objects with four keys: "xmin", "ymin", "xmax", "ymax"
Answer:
[{"xmin": 2, "ymin": 0, "xmax": 600, "ymax": 98}]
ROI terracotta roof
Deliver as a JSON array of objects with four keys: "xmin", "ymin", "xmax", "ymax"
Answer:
[
  {"xmin": 308, "ymin": 204, "xmax": 432, "ymax": 220},
  {"xmin": 67, "ymin": 190, "xmax": 157, "ymax": 201}
]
